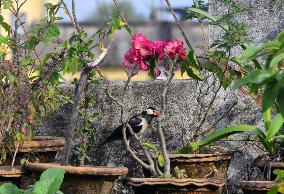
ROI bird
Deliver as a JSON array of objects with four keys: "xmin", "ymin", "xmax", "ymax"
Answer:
[{"xmin": 99, "ymin": 107, "xmax": 159, "ymax": 147}]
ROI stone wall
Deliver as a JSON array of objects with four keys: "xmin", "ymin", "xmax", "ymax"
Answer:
[{"xmin": 41, "ymin": 80, "xmax": 263, "ymax": 194}]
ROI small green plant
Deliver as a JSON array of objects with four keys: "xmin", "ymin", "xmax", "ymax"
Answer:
[
  {"xmin": 0, "ymin": 168, "xmax": 65, "ymax": 194},
  {"xmin": 181, "ymin": 29, "xmax": 284, "ymax": 158},
  {"xmin": 268, "ymin": 169, "xmax": 284, "ymax": 194}
]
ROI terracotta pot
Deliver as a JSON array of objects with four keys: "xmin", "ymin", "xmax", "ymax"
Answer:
[
  {"xmin": 142, "ymin": 153, "xmax": 232, "ymax": 179},
  {"xmin": 127, "ymin": 177, "xmax": 225, "ymax": 194},
  {"xmin": 254, "ymin": 160, "xmax": 284, "ymax": 180},
  {"xmin": 24, "ymin": 163, "xmax": 128, "ymax": 194},
  {"xmin": 0, "ymin": 166, "xmax": 25, "ymax": 187},
  {"xmin": 5, "ymin": 136, "xmax": 65, "ymax": 165},
  {"xmin": 236, "ymin": 181, "xmax": 274, "ymax": 194}
]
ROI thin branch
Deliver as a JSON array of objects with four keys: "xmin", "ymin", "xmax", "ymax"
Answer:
[
  {"xmin": 193, "ymin": 101, "xmax": 238, "ymax": 139},
  {"xmin": 164, "ymin": 0, "xmax": 193, "ymax": 50},
  {"xmin": 112, "ymin": 0, "xmax": 133, "ymax": 38},
  {"xmin": 71, "ymin": 0, "xmax": 80, "ymax": 32},
  {"xmin": 157, "ymin": 59, "xmax": 175, "ymax": 175},
  {"xmin": 122, "ymin": 124, "xmax": 151, "ymax": 171},
  {"xmin": 11, "ymin": 143, "xmax": 20, "ymax": 166}
]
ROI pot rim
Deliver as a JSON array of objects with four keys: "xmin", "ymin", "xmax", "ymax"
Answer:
[
  {"xmin": 236, "ymin": 181, "xmax": 275, "ymax": 190},
  {"xmin": 24, "ymin": 162, "xmax": 128, "ymax": 176},
  {"xmin": 126, "ymin": 177, "xmax": 225, "ymax": 187}
]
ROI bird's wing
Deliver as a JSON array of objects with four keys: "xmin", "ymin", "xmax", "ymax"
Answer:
[{"xmin": 128, "ymin": 115, "xmax": 143, "ymax": 133}]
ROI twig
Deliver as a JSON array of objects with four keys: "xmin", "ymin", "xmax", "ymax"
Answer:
[
  {"xmin": 112, "ymin": 0, "xmax": 133, "ymax": 38},
  {"xmin": 11, "ymin": 143, "xmax": 20, "ymax": 166},
  {"xmin": 157, "ymin": 59, "xmax": 175, "ymax": 175},
  {"xmin": 164, "ymin": 0, "xmax": 193, "ymax": 50},
  {"xmin": 71, "ymin": 0, "xmax": 80, "ymax": 32},
  {"xmin": 194, "ymin": 101, "xmax": 238, "ymax": 138},
  {"xmin": 121, "ymin": 124, "xmax": 152, "ymax": 172}
]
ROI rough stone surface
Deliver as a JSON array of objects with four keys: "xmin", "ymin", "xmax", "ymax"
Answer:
[{"xmin": 40, "ymin": 80, "xmax": 263, "ymax": 194}]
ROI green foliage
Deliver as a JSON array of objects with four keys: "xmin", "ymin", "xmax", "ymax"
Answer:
[
  {"xmin": 173, "ymin": 166, "xmax": 188, "ymax": 179},
  {"xmin": 182, "ymin": 29, "xmax": 284, "ymax": 157},
  {"xmin": 0, "ymin": 168, "xmax": 65, "ymax": 194},
  {"xmin": 268, "ymin": 170, "xmax": 284, "ymax": 194},
  {"xmin": 181, "ymin": 51, "xmax": 202, "ymax": 80}
]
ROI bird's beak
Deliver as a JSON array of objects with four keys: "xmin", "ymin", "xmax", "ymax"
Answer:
[{"xmin": 153, "ymin": 110, "xmax": 160, "ymax": 116}]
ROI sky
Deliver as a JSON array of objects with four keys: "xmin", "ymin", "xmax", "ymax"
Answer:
[{"xmin": 58, "ymin": 0, "xmax": 194, "ymax": 21}]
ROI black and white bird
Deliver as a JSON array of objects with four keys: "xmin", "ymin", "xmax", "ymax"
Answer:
[{"xmin": 99, "ymin": 107, "xmax": 159, "ymax": 147}]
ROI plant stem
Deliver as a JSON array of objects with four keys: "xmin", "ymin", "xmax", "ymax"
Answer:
[
  {"xmin": 164, "ymin": 0, "xmax": 193, "ymax": 50},
  {"xmin": 157, "ymin": 63, "xmax": 175, "ymax": 175},
  {"xmin": 60, "ymin": 46, "xmax": 110, "ymax": 164}
]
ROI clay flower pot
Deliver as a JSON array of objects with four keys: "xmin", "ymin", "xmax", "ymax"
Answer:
[
  {"xmin": 0, "ymin": 166, "xmax": 25, "ymax": 187},
  {"xmin": 7, "ymin": 136, "xmax": 65, "ymax": 165},
  {"xmin": 236, "ymin": 181, "xmax": 274, "ymax": 194},
  {"xmin": 254, "ymin": 159, "xmax": 284, "ymax": 180},
  {"xmin": 142, "ymin": 153, "xmax": 232, "ymax": 179},
  {"xmin": 127, "ymin": 177, "xmax": 225, "ymax": 194},
  {"xmin": 24, "ymin": 163, "xmax": 128, "ymax": 194}
]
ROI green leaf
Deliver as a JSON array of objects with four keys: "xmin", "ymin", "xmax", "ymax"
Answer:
[
  {"xmin": 181, "ymin": 51, "xmax": 202, "ymax": 80},
  {"xmin": 0, "ymin": 183, "xmax": 22, "ymax": 194},
  {"xmin": 32, "ymin": 168, "xmax": 65, "ymax": 194},
  {"xmin": 0, "ymin": 35, "xmax": 8, "ymax": 44},
  {"xmin": 48, "ymin": 24, "xmax": 60, "ymax": 37},
  {"xmin": 50, "ymin": 72, "xmax": 60, "ymax": 85},
  {"xmin": 148, "ymin": 58, "xmax": 156, "ymax": 78},
  {"xmin": 0, "ymin": 21, "xmax": 11, "ymax": 32},
  {"xmin": 142, "ymin": 141, "xmax": 159, "ymax": 153},
  {"xmin": 231, "ymin": 70, "xmax": 272, "ymax": 89},
  {"xmin": 186, "ymin": 8, "xmax": 228, "ymax": 31},
  {"xmin": 69, "ymin": 57, "xmax": 79, "ymax": 74},
  {"xmin": 269, "ymin": 53, "xmax": 284, "ymax": 71},
  {"xmin": 3, "ymin": 0, "xmax": 13, "ymax": 9},
  {"xmin": 266, "ymin": 113, "xmax": 284, "ymax": 141},
  {"xmin": 239, "ymin": 47, "xmax": 262, "ymax": 62},
  {"xmin": 190, "ymin": 125, "xmax": 257, "ymax": 149},
  {"xmin": 16, "ymin": 132, "xmax": 24, "ymax": 143},
  {"xmin": 276, "ymin": 86, "xmax": 284, "ymax": 117},
  {"xmin": 262, "ymin": 81, "xmax": 280, "ymax": 113},
  {"xmin": 157, "ymin": 155, "xmax": 165, "ymax": 167}
]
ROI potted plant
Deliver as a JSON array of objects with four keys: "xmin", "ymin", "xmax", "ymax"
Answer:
[
  {"xmin": 0, "ymin": 0, "xmax": 69, "ymax": 185},
  {"xmin": 182, "ymin": 28, "xmax": 284, "ymax": 193},
  {"xmin": 21, "ymin": 1, "xmax": 129, "ymax": 194}
]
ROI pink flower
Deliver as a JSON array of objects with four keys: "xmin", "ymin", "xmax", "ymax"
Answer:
[
  {"xmin": 123, "ymin": 48, "xmax": 149, "ymax": 71},
  {"xmin": 164, "ymin": 40, "xmax": 186, "ymax": 62},
  {"xmin": 153, "ymin": 40, "xmax": 167, "ymax": 60},
  {"xmin": 132, "ymin": 34, "xmax": 154, "ymax": 58}
]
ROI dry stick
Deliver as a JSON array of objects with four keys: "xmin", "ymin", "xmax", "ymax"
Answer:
[
  {"xmin": 60, "ymin": 0, "xmax": 79, "ymax": 33},
  {"xmin": 194, "ymin": 101, "xmax": 238, "ymax": 138},
  {"xmin": 164, "ymin": 0, "xmax": 193, "ymax": 50},
  {"xmin": 61, "ymin": 45, "xmax": 111, "ymax": 164},
  {"xmin": 11, "ymin": 143, "xmax": 20, "ymax": 166},
  {"xmin": 71, "ymin": 0, "xmax": 80, "ymax": 32},
  {"xmin": 157, "ymin": 62, "xmax": 175, "ymax": 175}
]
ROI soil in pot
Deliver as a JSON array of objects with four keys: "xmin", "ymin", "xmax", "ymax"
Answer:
[
  {"xmin": 127, "ymin": 178, "xmax": 225, "ymax": 194},
  {"xmin": 4, "ymin": 136, "xmax": 65, "ymax": 165},
  {"xmin": 141, "ymin": 153, "xmax": 232, "ymax": 179},
  {"xmin": 236, "ymin": 181, "xmax": 274, "ymax": 194},
  {"xmin": 23, "ymin": 163, "xmax": 128, "ymax": 194}
]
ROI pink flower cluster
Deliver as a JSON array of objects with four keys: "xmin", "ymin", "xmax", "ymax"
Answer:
[{"xmin": 123, "ymin": 34, "xmax": 186, "ymax": 77}]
